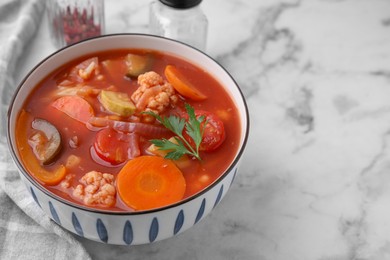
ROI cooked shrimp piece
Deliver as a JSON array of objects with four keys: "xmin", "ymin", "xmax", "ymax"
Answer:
[
  {"xmin": 72, "ymin": 171, "xmax": 116, "ymax": 207},
  {"xmin": 131, "ymin": 71, "xmax": 178, "ymax": 121}
]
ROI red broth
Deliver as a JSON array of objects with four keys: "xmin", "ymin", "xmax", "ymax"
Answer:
[{"xmin": 15, "ymin": 49, "xmax": 241, "ymax": 211}]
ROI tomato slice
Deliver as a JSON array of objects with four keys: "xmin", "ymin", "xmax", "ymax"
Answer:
[
  {"xmin": 93, "ymin": 128, "xmax": 133, "ymax": 165},
  {"xmin": 183, "ymin": 110, "xmax": 226, "ymax": 152}
]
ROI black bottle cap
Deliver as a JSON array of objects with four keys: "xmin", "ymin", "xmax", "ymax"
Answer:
[{"xmin": 159, "ymin": 0, "xmax": 202, "ymax": 9}]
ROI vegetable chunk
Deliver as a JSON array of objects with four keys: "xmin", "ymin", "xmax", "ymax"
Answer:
[
  {"xmin": 99, "ymin": 90, "xmax": 135, "ymax": 116},
  {"xmin": 131, "ymin": 71, "xmax": 178, "ymax": 121},
  {"xmin": 52, "ymin": 95, "xmax": 94, "ymax": 123},
  {"xmin": 164, "ymin": 65, "xmax": 207, "ymax": 101},
  {"xmin": 16, "ymin": 110, "xmax": 66, "ymax": 185},
  {"xmin": 117, "ymin": 156, "xmax": 186, "ymax": 210},
  {"xmin": 125, "ymin": 53, "xmax": 153, "ymax": 78},
  {"xmin": 29, "ymin": 118, "xmax": 62, "ymax": 165},
  {"xmin": 93, "ymin": 128, "xmax": 140, "ymax": 164},
  {"xmin": 73, "ymin": 171, "xmax": 116, "ymax": 207}
]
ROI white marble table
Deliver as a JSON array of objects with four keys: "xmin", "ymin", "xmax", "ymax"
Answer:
[{"xmin": 15, "ymin": 0, "xmax": 390, "ymax": 259}]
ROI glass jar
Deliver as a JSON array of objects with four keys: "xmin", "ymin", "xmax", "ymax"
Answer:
[
  {"xmin": 149, "ymin": 0, "xmax": 208, "ymax": 51},
  {"xmin": 46, "ymin": 0, "xmax": 105, "ymax": 48}
]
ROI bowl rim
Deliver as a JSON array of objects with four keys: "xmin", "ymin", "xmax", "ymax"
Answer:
[{"xmin": 7, "ymin": 33, "xmax": 250, "ymax": 215}]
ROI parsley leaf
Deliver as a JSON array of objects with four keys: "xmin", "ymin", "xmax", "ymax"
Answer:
[
  {"xmin": 184, "ymin": 104, "xmax": 205, "ymax": 152},
  {"xmin": 149, "ymin": 137, "xmax": 187, "ymax": 160},
  {"xmin": 144, "ymin": 104, "xmax": 205, "ymax": 161}
]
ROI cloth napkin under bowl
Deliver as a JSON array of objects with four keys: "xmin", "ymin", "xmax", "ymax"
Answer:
[{"xmin": 0, "ymin": 1, "xmax": 91, "ymax": 259}]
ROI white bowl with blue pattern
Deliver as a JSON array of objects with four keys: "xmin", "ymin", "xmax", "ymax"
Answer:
[{"xmin": 7, "ymin": 34, "xmax": 249, "ymax": 245}]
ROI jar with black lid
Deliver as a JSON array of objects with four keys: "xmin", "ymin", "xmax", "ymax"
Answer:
[{"xmin": 149, "ymin": 0, "xmax": 208, "ymax": 51}]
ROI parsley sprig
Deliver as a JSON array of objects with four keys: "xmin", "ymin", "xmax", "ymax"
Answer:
[{"xmin": 145, "ymin": 103, "xmax": 205, "ymax": 161}]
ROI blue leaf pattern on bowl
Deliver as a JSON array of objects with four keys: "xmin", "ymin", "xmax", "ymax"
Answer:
[
  {"xmin": 194, "ymin": 198, "xmax": 206, "ymax": 224},
  {"xmin": 230, "ymin": 168, "xmax": 238, "ymax": 187},
  {"xmin": 30, "ymin": 187, "xmax": 41, "ymax": 208},
  {"xmin": 123, "ymin": 220, "xmax": 133, "ymax": 245},
  {"xmin": 72, "ymin": 212, "xmax": 84, "ymax": 237},
  {"xmin": 49, "ymin": 201, "xmax": 60, "ymax": 224},
  {"xmin": 213, "ymin": 185, "xmax": 224, "ymax": 208},
  {"xmin": 174, "ymin": 210, "xmax": 184, "ymax": 235},
  {"xmin": 97, "ymin": 219, "xmax": 108, "ymax": 243},
  {"xmin": 149, "ymin": 217, "xmax": 159, "ymax": 242}
]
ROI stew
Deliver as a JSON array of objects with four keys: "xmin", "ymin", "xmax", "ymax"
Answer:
[{"xmin": 15, "ymin": 49, "xmax": 241, "ymax": 211}]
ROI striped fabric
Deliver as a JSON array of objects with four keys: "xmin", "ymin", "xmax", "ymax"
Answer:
[{"xmin": 0, "ymin": 1, "xmax": 91, "ymax": 259}]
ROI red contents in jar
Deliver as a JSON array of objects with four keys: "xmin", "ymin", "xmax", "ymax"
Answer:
[{"xmin": 57, "ymin": 6, "xmax": 102, "ymax": 46}]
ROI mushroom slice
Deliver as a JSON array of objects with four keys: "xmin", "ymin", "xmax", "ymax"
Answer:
[{"xmin": 28, "ymin": 118, "xmax": 62, "ymax": 165}]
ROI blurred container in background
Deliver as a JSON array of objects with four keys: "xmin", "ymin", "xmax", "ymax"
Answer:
[
  {"xmin": 47, "ymin": 0, "xmax": 105, "ymax": 48},
  {"xmin": 149, "ymin": 0, "xmax": 208, "ymax": 52}
]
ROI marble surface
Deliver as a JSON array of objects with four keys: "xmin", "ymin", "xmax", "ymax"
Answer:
[{"xmin": 14, "ymin": 0, "xmax": 390, "ymax": 259}]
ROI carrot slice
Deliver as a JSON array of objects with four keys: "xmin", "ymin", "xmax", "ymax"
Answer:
[
  {"xmin": 16, "ymin": 110, "xmax": 66, "ymax": 185},
  {"xmin": 164, "ymin": 65, "xmax": 207, "ymax": 101},
  {"xmin": 52, "ymin": 95, "xmax": 94, "ymax": 123},
  {"xmin": 117, "ymin": 155, "xmax": 186, "ymax": 210}
]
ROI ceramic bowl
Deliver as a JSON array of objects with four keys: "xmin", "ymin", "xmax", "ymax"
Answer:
[{"xmin": 7, "ymin": 34, "xmax": 249, "ymax": 245}]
